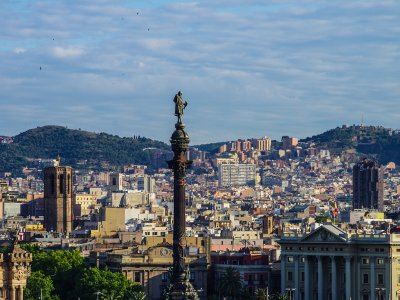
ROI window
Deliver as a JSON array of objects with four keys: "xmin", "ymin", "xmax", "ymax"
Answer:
[
  {"xmin": 377, "ymin": 258, "xmax": 384, "ymax": 265},
  {"xmin": 377, "ymin": 273, "xmax": 384, "ymax": 285},
  {"xmin": 59, "ymin": 174, "xmax": 64, "ymax": 193},
  {"xmin": 288, "ymin": 271, "xmax": 293, "ymax": 281},
  {"xmin": 362, "ymin": 295, "xmax": 369, "ymax": 300},
  {"xmin": 50, "ymin": 174, "xmax": 55, "ymax": 194},
  {"xmin": 362, "ymin": 258, "xmax": 369, "ymax": 265},
  {"xmin": 363, "ymin": 273, "xmax": 369, "ymax": 284},
  {"xmin": 67, "ymin": 174, "xmax": 71, "ymax": 194},
  {"xmin": 287, "ymin": 256, "xmax": 294, "ymax": 263},
  {"xmin": 190, "ymin": 272, "xmax": 195, "ymax": 281},
  {"xmin": 301, "ymin": 272, "xmax": 304, "ymax": 282},
  {"xmin": 162, "ymin": 272, "xmax": 168, "ymax": 282},
  {"xmin": 300, "ymin": 257, "xmax": 305, "ymax": 263},
  {"xmin": 134, "ymin": 272, "xmax": 141, "ymax": 283}
]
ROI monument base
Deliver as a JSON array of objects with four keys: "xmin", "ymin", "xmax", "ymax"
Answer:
[{"xmin": 162, "ymin": 273, "xmax": 199, "ymax": 300}]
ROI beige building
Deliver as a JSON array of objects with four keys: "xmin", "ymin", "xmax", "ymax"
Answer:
[
  {"xmin": 73, "ymin": 193, "xmax": 98, "ymax": 216},
  {"xmin": 278, "ymin": 224, "xmax": 400, "ymax": 300},
  {"xmin": 0, "ymin": 244, "xmax": 32, "ymax": 300},
  {"xmin": 252, "ymin": 137, "xmax": 272, "ymax": 151},
  {"xmin": 90, "ymin": 234, "xmax": 210, "ymax": 300},
  {"xmin": 214, "ymin": 154, "xmax": 239, "ymax": 166},
  {"xmin": 99, "ymin": 207, "xmax": 125, "ymax": 234}
]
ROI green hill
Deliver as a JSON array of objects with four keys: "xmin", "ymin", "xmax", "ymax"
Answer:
[
  {"xmin": 0, "ymin": 126, "xmax": 169, "ymax": 173},
  {"xmin": 302, "ymin": 125, "xmax": 400, "ymax": 164}
]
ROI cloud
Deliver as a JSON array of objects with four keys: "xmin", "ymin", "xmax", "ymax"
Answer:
[
  {"xmin": 0, "ymin": 0, "xmax": 399, "ymax": 143},
  {"xmin": 51, "ymin": 46, "xmax": 85, "ymax": 59},
  {"xmin": 13, "ymin": 47, "xmax": 26, "ymax": 54}
]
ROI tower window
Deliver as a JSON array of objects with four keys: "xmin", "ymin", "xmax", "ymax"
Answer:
[
  {"xmin": 50, "ymin": 174, "xmax": 55, "ymax": 194},
  {"xmin": 67, "ymin": 174, "xmax": 71, "ymax": 194},
  {"xmin": 59, "ymin": 174, "xmax": 64, "ymax": 194}
]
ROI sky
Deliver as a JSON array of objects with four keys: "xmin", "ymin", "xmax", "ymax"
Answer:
[{"xmin": 0, "ymin": 0, "xmax": 399, "ymax": 144}]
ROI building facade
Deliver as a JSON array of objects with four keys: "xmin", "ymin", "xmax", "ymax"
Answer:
[
  {"xmin": 353, "ymin": 159, "xmax": 384, "ymax": 211},
  {"xmin": 44, "ymin": 161, "xmax": 73, "ymax": 233},
  {"xmin": 0, "ymin": 244, "xmax": 32, "ymax": 300},
  {"xmin": 211, "ymin": 248, "xmax": 272, "ymax": 295},
  {"xmin": 218, "ymin": 164, "xmax": 256, "ymax": 187},
  {"xmin": 278, "ymin": 224, "xmax": 400, "ymax": 300},
  {"xmin": 90, "ymin": 235, "xmax": 210, "ymax": 300}
]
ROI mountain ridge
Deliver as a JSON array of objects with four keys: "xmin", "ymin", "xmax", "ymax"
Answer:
[{"xmin": 0, "ymin": 125, "xmax": 170, "ymax": 173}]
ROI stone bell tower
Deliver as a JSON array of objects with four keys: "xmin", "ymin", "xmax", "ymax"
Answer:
[{"xmin": 44, "ymin": 157, "xmax": 73, "ymax": 234}]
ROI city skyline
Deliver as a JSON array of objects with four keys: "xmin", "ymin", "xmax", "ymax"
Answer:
[{"xmin": 1, "ymin": 0, "xmax": 399, "ymax": 144}]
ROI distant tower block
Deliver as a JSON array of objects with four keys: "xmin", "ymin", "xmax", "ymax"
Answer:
[
  {"xmin": 110, "ymin": 173, "xmax": 123, "ymax": 192},
  {"xmin": 44, "ymin": 159, "xmax": 73, "ymax": 233}
]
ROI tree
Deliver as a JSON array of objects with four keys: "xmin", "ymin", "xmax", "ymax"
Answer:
[
  {"xmin": 71, "ymin": 267, "xmax": 139, "ymax": 300},
  {"xmin": 32, "ymin": 249, "xmax": 84, "ymax": 276},
  {"xmin": 219, "ymin": 267, "xmax": 242, "ymax": 300},
  {"xmin": 24, "ymin": 271, "xmax": 59, "ymax": 300},
  {"xmin": 255, "ymin": 288, "xmax": 268, "ymax": 300},
  {"xmin": 270, "ymin": 293, "xmax": 288, "ymax": 300},
  {"xmin": 20, "ymin": 243, "xmax": 42, "ymax": 255},
  {"xmin": 31, "ymin": 249, "xmax": 85, "ymax": 299},
  {"xmin": 127, "ymin": 290, "xmax": 147, "ymax": 300}
]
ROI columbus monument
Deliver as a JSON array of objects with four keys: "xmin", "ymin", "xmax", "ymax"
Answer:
[{"xmin": 164, "ymin": 91, "xmax": 198, "ymax": 300}]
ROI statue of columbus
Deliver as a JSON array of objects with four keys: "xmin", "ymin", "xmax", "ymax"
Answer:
[{"xmin": 173, "ymin": 91, "xmax": 187, "ymax": 124}]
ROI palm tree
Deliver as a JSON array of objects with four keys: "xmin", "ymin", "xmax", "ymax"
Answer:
[
  {"xmin": 270, "ymin": 293, "xmax": 288, "ymax": 300},
  {"xmin": 128, "ymin": 291, "xmax": 147, "ymax": 300},
  {"xmin": 255, "ymin": 288, "xmax": 268, "ymax": 300},
  {"xmin": 219, "ymin": 267, "xmax": 242, "ymax": 299}
]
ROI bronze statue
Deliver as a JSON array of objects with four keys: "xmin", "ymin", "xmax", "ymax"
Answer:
[{"xmin": 173, "ymin": 91, "xmax": 187, "ymax": 124}]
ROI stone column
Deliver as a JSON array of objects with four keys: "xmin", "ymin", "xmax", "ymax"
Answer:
[
  {"xmin": 304, "ymin": 256, "xmax": 310, "ymax": 300},
  {"xmin": 317, "ymin": 256, "xmax": 323, "ymax": 300},
  {"xmin": 385, "ymin": 258, "xmax": 390, "ymax": 300},
  {"xmin": 356, "ymin": 257, "xmax": 361, "ymax": 299},
  {"xmin": 370, "ymin": 258, "xmax": 375, "ymax": 300},
  {"xmin": 294, "ymin": 255, "xmax": 299, "ymax": 300},
  {"xmin": 167, "ymin": 94, "xmax": 196, "ymax": 300},
  {"xmin": 345, "ymin": 257, "xmax": 351, "ymax": 300},
  {"xmin": 281, "ymin": 255, "xmax": 286, "ymax": 294},
  {"xmin": 10, "ymin": 287, "xmax": 16, "ymax": 300},
  {"xmin": 18, "ymin": 287, "xmax": 23, "ymax": 300},
  {"xmin": 331, "ymin": 256, "xmax": 337, "ymax": 300}
]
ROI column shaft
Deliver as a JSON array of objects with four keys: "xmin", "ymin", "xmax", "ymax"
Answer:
[
  {"xmin": 281, "ymin": 255, "xmax": 286, "ymax": 294},
  {"xmin": 295, "ymin": 256, "xmax": 299, "ymax": 300},
  {"xmin": 331, "ymin": 256, "xmax": 337, "ymax": 300},
  {"xmin": 345, "ymin": 257, "xmax": 351, "ymax": 300},
  {"xmin": 304, "ymin": 257, "xmax": 310, "ymax": 300},
  {"xmin": 19, "ymin": 287, "xmax": 24, "ymax": 300},
  {"xmin": 317, "ymin": 256, "xmax": 323, "ymax": 300},
  {"xmin": 384, "ymin": 258, "xmax": 390, "ymax": 300},
  {"xmin": 370, "ymin": 259, "xmax": 375, "ymax": 300}
]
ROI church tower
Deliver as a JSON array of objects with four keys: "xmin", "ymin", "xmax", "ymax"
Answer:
[{"xmin": 44, "ymin": 158, "xmax": 73, "ymax": 234}]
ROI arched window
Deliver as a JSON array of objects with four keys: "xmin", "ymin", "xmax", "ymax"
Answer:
[
  {"xmin": 59, "ymin": 174, "xmax": 64, "ymax": 194},
  {"xmin": 50, "ymin": 174, "xmax": 55, "ymax": 195},
  {"xmin": 67, "ymin": 174, "xmax": 71, "ymax": 194}
]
